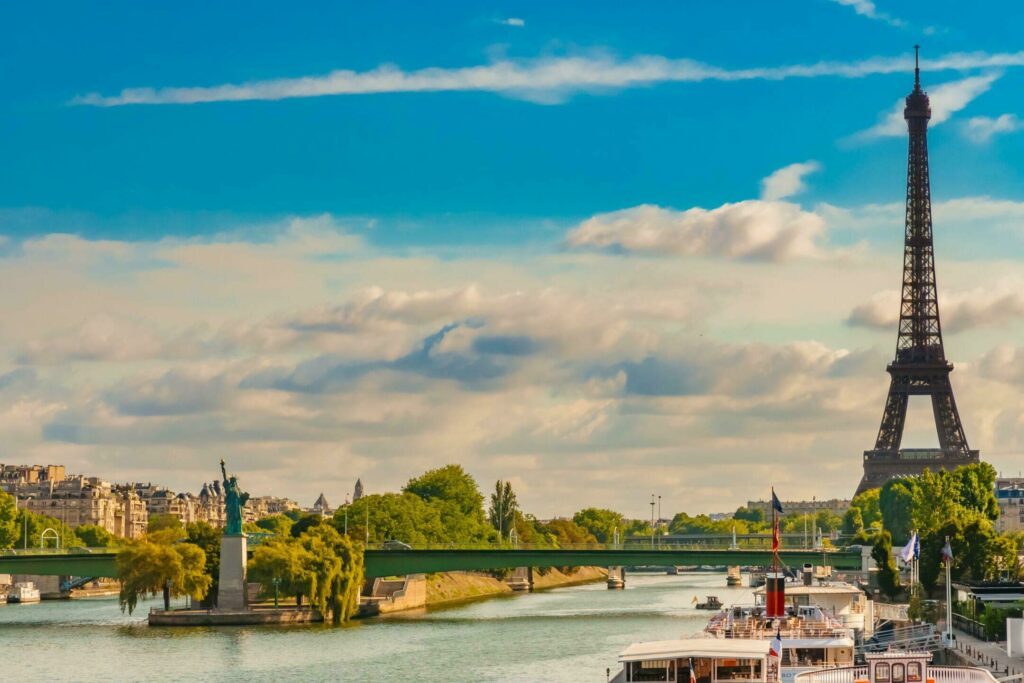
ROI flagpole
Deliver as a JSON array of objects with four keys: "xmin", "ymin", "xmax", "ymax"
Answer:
[{"xmin": 944, "ymin": 534, "xmax": 953, "ymax": 645}]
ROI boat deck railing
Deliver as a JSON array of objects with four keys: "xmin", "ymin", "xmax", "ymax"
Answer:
[{"xmin": 794, "ymin": 666, "xmax": 999, "ymax": 683}]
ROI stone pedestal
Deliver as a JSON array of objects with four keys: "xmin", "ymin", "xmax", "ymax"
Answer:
[{"xmin": 217, "ymin": 533, "xmax": 248, "ymax": 611}]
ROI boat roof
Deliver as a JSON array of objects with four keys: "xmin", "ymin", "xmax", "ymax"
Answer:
[
  {"xmin": 620, "ymin": 638, "xmax": 771, "ymax": 662},
  {"xmin": 752, "ymin": 583, "xmax": 861, "ymax": 595}
]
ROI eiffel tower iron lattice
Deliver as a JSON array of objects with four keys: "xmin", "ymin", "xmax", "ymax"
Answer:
[{"xmin": 856, "ymin": 48, "xmax": 980, "ymax": 495}]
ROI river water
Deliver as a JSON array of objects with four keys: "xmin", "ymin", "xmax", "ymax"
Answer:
[{"xmin": 0, "ymin": 572, "xmax": 755, "ymax": 682}]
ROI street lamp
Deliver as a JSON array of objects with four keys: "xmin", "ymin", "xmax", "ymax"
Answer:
[
  {"xmin": 658, "ymin": 495, "xmax": 662, "ymax": 548},
  {"xmin": 650, "ymin": 494, "xmax": 656, "ymax": 549},
  {"xmin": 272, "ymin": 577, "xmax": 281, "ymax": 609}
]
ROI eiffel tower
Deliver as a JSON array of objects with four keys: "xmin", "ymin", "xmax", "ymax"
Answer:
[{"xmin": 856, "ymin": 48, "xmax": 980, "ymax": 495}]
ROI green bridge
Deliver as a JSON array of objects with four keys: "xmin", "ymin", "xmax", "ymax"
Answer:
[{"xmin": 0, "ymin": 547, "xmax": 865, "ymax": 580}]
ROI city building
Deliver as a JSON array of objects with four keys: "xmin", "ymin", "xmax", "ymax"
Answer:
[
  {"xmin": 746, "ymin": 498, "xmax": 850, "ymax": 519},
  {"xmin": 996, "ymin": 478, "xmax": 1024, "ymax": 533},
  {"xmin": 353, "ymin": 478, "xmax": 364, "ymax": 501},
  {"xmin": 311, "ymin": 493, "xmax": 332, "ymax": 517}
]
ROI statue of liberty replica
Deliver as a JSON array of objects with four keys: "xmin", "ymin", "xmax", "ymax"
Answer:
[{"xmin": 217, "ymin": 459, "xmax": 250, "ymax": 611}]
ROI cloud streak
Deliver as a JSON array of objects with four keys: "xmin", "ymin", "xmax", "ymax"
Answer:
[
  {"xmin": 73, "ymin": 50, "xmax": 1024, "ymax": 106},
  {"xmin": 760, "ymin": 161, "xmax": 821, "ymax": 201},
  {"xmin": 828, "ymin": 0, "xmax": 905, "ymax": 28},
  {"xmin": 962, "ymin": 114, "xmax": 1022, "ymax": 143},
  {"xmin": 853, "ymin": 72, "xmax": 1000, "ymax": 139}
]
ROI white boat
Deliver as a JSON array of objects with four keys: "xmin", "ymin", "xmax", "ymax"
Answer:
[
  {"xmin": 613, "ymin": 637, "xmax": 778, "ymax": 683},
  {"xmin": 8, "ymin": 581, "xmax": 41, "ymax": 603}
]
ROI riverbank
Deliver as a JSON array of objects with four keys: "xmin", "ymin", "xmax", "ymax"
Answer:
[{"xmin": 424, "ymin": 567, "xmax": 608, "ymax": 607}]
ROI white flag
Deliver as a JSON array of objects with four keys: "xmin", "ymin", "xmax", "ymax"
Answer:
[{"xmin": 900, "ymin": 532, "xmax": 918, "ymax": 563}]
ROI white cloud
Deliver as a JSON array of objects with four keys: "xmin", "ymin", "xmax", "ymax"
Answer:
[
  {"xmin": 565, "ymin": 200, "xmax": 828, "ymax": 262},
  {"xmin": 962, "ymin": 113, "xmax": 1022, "ymax": 143},
  {"xmin": 828, "ymin": 0, "xmax": 905, "ymax": 27},
  {"xmin": 853, "ymin": 73, "xmax": 1000, "ymax": 139},
  {"xmin": 71, "ymin": 50, "xmax": 1024, "ymax": 106},
  {"xmin": 760, "ymin": 161, "xmax": 821, "ymax": 201},
  {"xmin": 498, "ymin": 17, "xmax": 525, "ymax": 27},
  {"xmin": 848, "ymin": 284, "xmax": 1024, "ymax": 333}
]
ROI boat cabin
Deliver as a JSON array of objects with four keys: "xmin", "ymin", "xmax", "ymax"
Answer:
[
  {"xmin": 616, "ymin": 638, "xmax": 776, "ymax": 683},
  {"xmin": 793, "ymin": 652, "xmax": 1000, "ymax": 683}
]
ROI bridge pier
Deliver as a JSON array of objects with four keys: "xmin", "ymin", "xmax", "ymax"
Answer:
[{"xmin": 607, "ymin": 566, "xmax": 626, "ymax": 590}]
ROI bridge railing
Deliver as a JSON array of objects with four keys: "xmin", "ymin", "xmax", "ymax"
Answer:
[
  {"xmin": 0, "ymin": 547, "xmax": 109, "ymax": 556},
  {"xmin": 363, "ymin": 542, "xmax": 850, "ymax": 553}
]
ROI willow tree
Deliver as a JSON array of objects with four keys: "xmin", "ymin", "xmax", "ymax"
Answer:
[
  {"xmin": 248, "ymin": 525, "xmax": 365, "ymax": 624},
  {"xmin": 117, "ymin": 537, "xmax": 211, "ymax": 613}
]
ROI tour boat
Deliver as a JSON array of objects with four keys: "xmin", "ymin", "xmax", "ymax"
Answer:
[
  {"xmin": 614, "ymin": 637, "xmax": 778, "ymax": 683},
  {"xmin": 703, "ymin": 604, "xmax": 854, "ymax": 683},
  {"xmin": 697, "ymin": 596, "xmax": 724, "ymax": 610},
  {"xmin": 8, "ymin": 581, "xmax": 41, "ymax": 604}
]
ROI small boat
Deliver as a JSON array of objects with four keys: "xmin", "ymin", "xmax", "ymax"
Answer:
[
  {"xmin": 8, "ymin": 581, "xmax": 41, "ymax": 604},
  {"xmin": 726, "ymin": 566, "xmax": 742, "ymax": 586},
  {"xmin": 696, "ymin": 595, "xmax": 723, "ymax": 610}
]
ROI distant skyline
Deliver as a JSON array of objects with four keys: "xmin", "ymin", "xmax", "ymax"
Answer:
[{"xmin": 3, "ymin": 1, "xmax": 1024, "ymax": 517}]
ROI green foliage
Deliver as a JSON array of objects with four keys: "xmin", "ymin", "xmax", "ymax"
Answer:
[
  {"xmin": 489, "ymin": 480, "xmax": 518, "ymax": 539},
  {"xmin": 147, "ymin": 513, "xmax": 183, "ymax": 534},
  {"xmin": 872, "ymin": 530, "xmax": 901, "ymax": 600},
  {"xmin": 404, "ymin": 465, "xmax": 484, "ymax": 519},
  {"xmin": 850, "ymin": 488, "xmax": 882, "ymax": 529},
  {"xmin": 75, "ymin": 524, "xmax": 116, "ymax": 548},
  {"xmin": 952, "ymin": 462, "xmax": 999, "ymax": 521},
  {"xmin": 673, "ymin": 512, "xmax": 754, "ymax": 535},
  {"xmin": 572, "ymin": 508, "xmax": 624, "ymax": 543},
  {"xmin": 880, "ymin": 479, "xmax": 916, "ymax": 544},
  {"xmin": 542, "ymin": 518, "xmax": 597, "ymax": 547},
  {"xmin": 290, "ymin": 512, "xmax": 325, "ymax": 538},
  {"xmin": 14, "ymin": 509, "xmax": 81, "ymax": 549},
  {"xmin": 185, "ymin": 521, "xmax": 221, "ymax": 606},
  {"xmin": 0, "ymin": 491, "xmax": 18, "ymax": 549},
  {"xmin": 250, "ymin": 525, "xmax": 365, "ymax": 624},
  {"xmin": 843, "ymin": 506, "xmax": 865, "ymax": 536},
  {"xmin": 255, "ymin": 514, "xmax": 294, "ymax": 537},
  {"xmin": 733, "ymin": 506, "xmax": 765, "ymax": 524},
  {"xmin": 116, "ymin": 534, "xmax": 211, "ymax": 614}
]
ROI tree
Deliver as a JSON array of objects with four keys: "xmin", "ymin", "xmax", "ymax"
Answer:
[
  {"xmin": 0, "ymin": 491, "xmax": 18, "ymax": 549},
  {"xmin": 953, "ymin": 462, "xmax": 999, "ymax": 521},
  {"xmin": 404, "ymin": 464, "xmax": 484, "ymax": 519},
  {"xmin": 75, "ymin": 524, "xmax": 116, "ymax": 548},
  {"xmin": 733, "ymin": 506, "xmax": 765, "ymax": 524},
  {"xmin": 573, "ymin": 508, "xmax": 624, "ymax": 544},
  {"xmin": 850, "ymin": 488, "xmax": 882, "ymax": 529},
  {"xmin": 147, "ymin": 513, "xmax": 183, "ymax": 534},
  {"xmin": 117, "ymin": 537, "xmax": 211, "ymax": 613},
  {"xmin": 872, "ymin": 530, "xmax": 901, "ymax": 600},
  {"xmin": 185, "ymin": 521, "xmax": 221, "ymax": 608},
  {"xmin": 843, "ymin": 506, "xmax": 865, "ymax": 536},
  {"xmin": 290, "ymin": 513, "xmax": 324, "ymax": 538},
  {"xmin": 255, "ymin": 514, "xmax": 294, "ymax": 537},
  {"xmin": 542, "ymin": 519, "xmax": 596, "ymax": 547},
  {"xmin": 333, "ymin": 493, "xmax": 446, "ymax": 546},
  {"xmin": 880, "ymin": 479, "xmax": 917, "ymax": 544},
  {"xmin": 987, "ymin": 535, "xmax": 1020, "ymax": 582},
  {"xmin": 489, "ymin": 480, "xmax": 518, "ymax": 540},
  {"xmin": 248, "ymin": 536, "xmax": 316, "ymax": 606}
]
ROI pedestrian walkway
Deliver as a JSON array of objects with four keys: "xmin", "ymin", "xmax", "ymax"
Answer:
[{"xmin": 951, "ymin": 629, "xmax": 1024, "ymax": 680}]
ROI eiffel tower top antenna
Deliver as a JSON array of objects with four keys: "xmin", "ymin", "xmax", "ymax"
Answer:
[{"xmin": 914, "ymin": 45, "xmax": 921, "ymax": 90}]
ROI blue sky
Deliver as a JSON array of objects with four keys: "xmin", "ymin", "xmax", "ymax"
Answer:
[{"xmin": 3, "ymin": 1, "xmax": 1024, "ymax": 514}]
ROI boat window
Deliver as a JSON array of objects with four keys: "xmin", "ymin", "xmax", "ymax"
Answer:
[
  {"xmin": 715, "ymin": 658, "xmax": 762, "ymax": 681},
  {"xmin": 629, "ymin": 660, "xmax": 672, "ymax": 682},
  {"xmin": 892, "ymin": 664, "xmax": 905, "ymax": 683},
  {"xmin": 907, "ymin": 663, "xmax": 922, "ymax": 682},
  {"xmin": 875, "ymin": 663, "xmax": 891, "ymax": 682}
]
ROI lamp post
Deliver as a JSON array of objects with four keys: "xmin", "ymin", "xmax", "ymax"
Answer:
[
  {"xmin": 343, "ymin": 500, "xmax": 349, "ymax": 535},
  {"xmin": 657, "ymin": 495, "xmax": 662, "ymax": 548},
  {"xmin": 650, "ymin": 494, "xmax": 656, "ymax": 549},
  {"xmin": 272, "ymin": 577, "xmax": 281, "ymax": 609},
  {"xmin": 365, "ymin": 501, "xmax": 370, "ymax": 545}
]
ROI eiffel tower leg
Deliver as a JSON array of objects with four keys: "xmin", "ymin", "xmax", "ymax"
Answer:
[
  {"xmin": 874, "ymin": 381, "xmax": 908, "ymax": 452},
  {"xmin": 931, "ymin": 381, "xmax": 969, "ymax": 454}
]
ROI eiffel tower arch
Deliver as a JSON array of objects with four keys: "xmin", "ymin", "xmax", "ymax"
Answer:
[{"xmin": 856, "ymin": 48, "xmax": 980, "ymax": 495}]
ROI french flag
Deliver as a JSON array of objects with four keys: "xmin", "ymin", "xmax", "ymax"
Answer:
[{"xmin": 769, "ymin": 630, "xmax": 782, "ymax": 659}]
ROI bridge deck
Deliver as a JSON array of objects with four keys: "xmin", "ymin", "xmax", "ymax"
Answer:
[{"xmin": 0, "ymin": 547, "xmax": 862, "ymax": 580}]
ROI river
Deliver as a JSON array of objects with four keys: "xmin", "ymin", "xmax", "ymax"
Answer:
[{"xmin": 0, "ymin": 572, "xmax": 756, "ymax": 682}]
